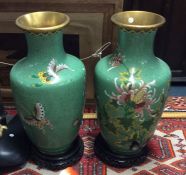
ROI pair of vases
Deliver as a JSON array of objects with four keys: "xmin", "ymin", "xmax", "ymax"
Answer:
[{"xmin": 10, "ymin": 11, "xmax": 171, "ymax": 169}]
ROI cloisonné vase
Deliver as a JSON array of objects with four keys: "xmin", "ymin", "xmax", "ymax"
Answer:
[
  {"xmin": 10, "ymin": 11, "xmax": 86, "ymax": 170},
  {"xmin": 94, "ymin": 11, "xmax": 171, "ymax": 167}
]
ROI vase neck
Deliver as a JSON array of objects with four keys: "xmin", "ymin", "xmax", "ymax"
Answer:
[
  {"xmin": 118, "ymin": 29, "xmax": 157, "ymax": 63},
  {"xmin": 26, "ymin": 31, "xmax": 65, "ymax": 61}
]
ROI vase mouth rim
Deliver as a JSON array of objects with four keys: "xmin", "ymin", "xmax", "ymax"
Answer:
[
  {"xmin": 16, "ymin": 11, "xmax": 70, "ymax": 33},
  {"xmin": 111, "ymin": 11, "xmax": 165, "ymax": 31}
]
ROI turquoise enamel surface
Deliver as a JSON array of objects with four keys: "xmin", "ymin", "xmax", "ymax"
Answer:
[
  {"xmin": 95, "ymin": 28, "xmax": 171, "ymax": 155},
  {"xmin": 10, "ymin": 31, "xmax": 86, "ymax": 154}
]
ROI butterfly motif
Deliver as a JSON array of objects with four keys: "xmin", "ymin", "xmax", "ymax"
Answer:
[
  {"xmin": 110, "ymin": 54, "xmax": 122, "ymax": 67},
  {"xmin": 23, "ymin": 103, "xmax": 53, "ymax": 132},
  {"xmin": 107, "ymin": 50, "xmax": 123, "ymax": 71},
  {"xmin": 34, "ymin": 103, "xmax": 45, "ymax": 121}
]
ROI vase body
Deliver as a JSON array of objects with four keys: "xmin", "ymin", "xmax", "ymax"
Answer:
[
  {"xmin": 95, "ymin": 15, "xmax": 171, "ymax": 155},
  {"xmin": 10, "ymin": 29, "xmax": 85, "ymax": 154}
]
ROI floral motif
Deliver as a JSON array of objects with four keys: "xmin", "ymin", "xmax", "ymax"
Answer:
[
  {"xmin": 32, "ymin": 58, "xmax": 74, "ymax": 87},
  {"xmin": 100, "ymin": 66, "xmax": 167, "ymax": 149},
  {"xmin": 105, "ymin": 68, "xmax": 162, "ymax": 121},
  {"xmin": 37, "ymin": 71, "xmax": 51, "ymax": 84},
  {"xmin": 99, "ymin": 101, "xmax": 154, "ymax": 149},
  {"xmin": 23, "ymin": 103, "xmax": 53, "ymax": 134},
  {"xmin": 119, "ymin": 69, "xmax": 142, "ymax": 84}
]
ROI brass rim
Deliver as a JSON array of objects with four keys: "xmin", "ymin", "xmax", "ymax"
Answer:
[
  {"xmin": 111, "ymin": 11, "xmax": 165, "ymax": 31},
  {"xmin": 16, "ymin": 11, "xmax": 70, "ymax": 33}
]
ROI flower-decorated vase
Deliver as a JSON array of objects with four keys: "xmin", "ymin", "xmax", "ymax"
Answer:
[
  {"xmin": 10, "ymin": 11, "xmax": 86, "ymax": 170},
  {"xmin": 94, "ymin": 11, "xmax": 171, "ymax": 167}
]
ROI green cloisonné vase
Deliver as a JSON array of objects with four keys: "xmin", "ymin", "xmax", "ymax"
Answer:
[
  {"xmin": 10, "ymin": 12, "xmax": 86, "ymax": 169},
  {"xmin": 94, "ymin": 11, "xmax": 171, "ymax": 167}
]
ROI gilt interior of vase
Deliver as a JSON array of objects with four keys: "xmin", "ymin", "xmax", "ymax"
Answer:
[
  {"xmin": 111, "ymin": 11, "xmax": 165, "ymax": 31},
  {"xmin": 16, "ymin": 11, "xmax": 70, "ymax": 32}
]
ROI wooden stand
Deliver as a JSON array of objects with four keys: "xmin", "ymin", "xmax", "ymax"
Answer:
[
  {"xmin": 94, "ymin": 134, "xmax": 148, "ymax": 168},
  {"xmin": 32, "ymin": 136, "xmax": 84, "ymax": 170}
]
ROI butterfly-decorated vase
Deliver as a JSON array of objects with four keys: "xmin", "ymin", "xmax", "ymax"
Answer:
[
  {"xmin": 10, "ymin": 11, "xmax": 86, "ymax": 169},
  {"xmin": 94, "ymin": 11, "xmax": 171, "ymax": 167}
]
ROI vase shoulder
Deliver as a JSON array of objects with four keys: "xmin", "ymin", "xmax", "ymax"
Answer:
[
  {"xmin": 95, "ymin": 54, "xmax": 171, "ymax": 85},
  {"xmin": 10, "ymin": 54, "xmax": 85, "ymax": 88}
]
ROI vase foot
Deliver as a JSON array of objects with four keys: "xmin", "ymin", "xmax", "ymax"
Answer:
[
  {"xmin": 31, "ymin": 135, "xmax": 84, "ymax": 170},
  {"xmin": 94, "ymin": 134, "xmax": 148, "ymax": 168}
]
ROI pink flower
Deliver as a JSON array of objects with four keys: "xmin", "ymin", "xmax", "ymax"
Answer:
[{"xmin": 105, "ymin": 78, "xmax": 159, "ymax": 121}]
